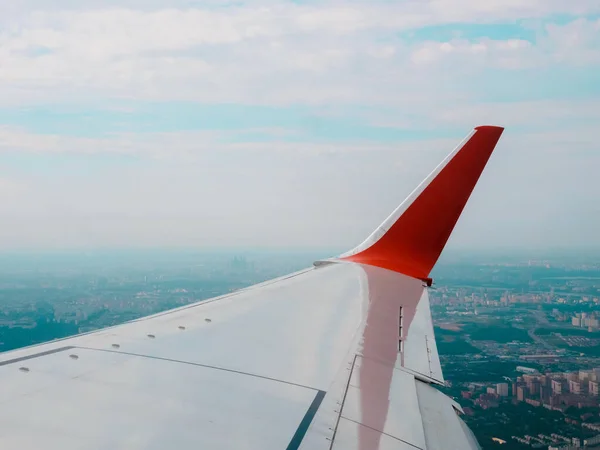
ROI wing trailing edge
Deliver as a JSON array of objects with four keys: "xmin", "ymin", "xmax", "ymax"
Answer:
[{"xmin": 340, "ymin": 125, "xmax": 504, "ymax": 281}]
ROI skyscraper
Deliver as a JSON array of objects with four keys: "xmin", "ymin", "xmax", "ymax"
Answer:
[{"xmin": 497, "ymin": 383, "xmax": 509, "ymax": 397}]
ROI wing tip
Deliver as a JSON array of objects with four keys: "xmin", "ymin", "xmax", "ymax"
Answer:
[
  {"xmin": 474, "ymin": 125, "xmax": 504, "ymax": 135},
  {"xmin": 341, "ymin": 125, "xmax": 505, "ymax": 279}
]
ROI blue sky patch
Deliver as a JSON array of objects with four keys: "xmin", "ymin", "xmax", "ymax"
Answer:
[
  {"xmin": 403, "ymin": 22, "xmax": 537, "ymax": 43},
  {"xmin": 0, "ymin": 103, "xmax": 450, "ymax": 143}
]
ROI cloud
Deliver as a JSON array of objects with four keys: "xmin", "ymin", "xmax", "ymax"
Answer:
[
  {"xmin": 0, "ymin": 125, "xmax": 222, "ymax": 157},
  {"xmin": 545, "ymin": 18, "xmax": 600, "ymax": 65},
  {"xmin": 0, "ymin": 1, "xmax": 597, "ymax": 250},
  {"xmin": 0, "ymin": 124, "xmax": 597, "ymax": 250},
  {"xmin": 430, "ymin": 99, "xmax": 600, "ymax": 131},
  {"xmin": 0, "ymin": 6, "xmax": 597, "ymax": 107},
  {"xmin": 410, "ymin": 38, "xmax": 536, "ymax": 69},
  {"xmin": 0, "ymin": 125, "xmax": 434, "ymax": 158}
]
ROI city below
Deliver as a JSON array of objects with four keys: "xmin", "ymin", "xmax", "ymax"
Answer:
[{"xmin": 0, "ymin": 249, "xmax": 599, "ymax": 449}]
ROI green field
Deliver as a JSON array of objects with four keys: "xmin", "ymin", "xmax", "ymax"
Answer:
[
  {"xmin": 467, "ymin": 323, "xmax": 533, "ymax": 343},
  {"xmin": 434, "ymin": 327, "xmax": 481, "ymax": 355},
  {"xmin": 535, "ymin": 327, "xmax": 600, "ymax": 337},
  {"xmin": 442, "ymin": 360, "xmax": 527, "ymax": 382},
  {"xmin": 437, "ymin": 339, "xmax": 481, "ymax": 355}
]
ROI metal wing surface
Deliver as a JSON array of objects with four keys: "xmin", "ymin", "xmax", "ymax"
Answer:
[{"xmin": 0, "ymin": 126, "xmax": 504, "ymax": 450}]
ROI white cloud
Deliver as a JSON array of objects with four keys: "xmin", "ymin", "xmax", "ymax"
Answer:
[
  {"xmin": 410, "ymin": 38, "xmax": 535, "ymax": 68},
  {"xmin": 431, "ymin": 99, "xmax": 600, "ymax": 130},
  {"xmin": 0, "ymin": 124, "xmax": 597, "ymax": 250},
  {"xmin": 545, "ymin": 18, "xmax": 600, "ymax": 65},
  {"xmin": 0, "ymin": 1, "xmax": 597, "ymax": 249},
  {"xmin": 0, "ymin": 5, "xmax": 597, "ymax": 107},
  {"xmin": 0, "ymin": 125, "xmax": 422, "ymax": 158}
]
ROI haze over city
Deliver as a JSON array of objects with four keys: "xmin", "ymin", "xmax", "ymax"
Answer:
[{"xmin": 0, "ymin": 1, "xmax": 597, "ymax": 250}]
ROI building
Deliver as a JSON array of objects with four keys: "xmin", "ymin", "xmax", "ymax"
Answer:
[
  {"xmin": 580, "ymin": 370, "xmax": 593, "ymax": 381},
  {"xmin": 569, "ymin": 380, "xmax": 581, "ymax": 395},
  {"xmin": 552, "ymin": 379, "xmax": 564, "ymax": 395},
  {"xmin": 585, "ymin": 434, "xmax": 600, "ymax": 446},
  {"xmin": 541, "ymin": 386, "xmax": 552, "ymax": 401},
  {"xmin": 497, "ymin": 383, "xmax": 509, "ymax": 397},
  {"xmin": 573, "ymin": 317, "xmax": 581, "ymax": 327},
  {"xmin": 516, "ymin": 366, "xmax": 538, "ymax": 374},
  {"xmin": 530, "ymin": 381, "xmax": 541, "ymax": 397},
  {"xmin": 590, "ymin": 381, "xmax": 599, "ymax": 396},
  {"xmin": 567, "ymin": 372, "xmax": 579, "ymax": 382},
  {"xmin": 475, "ymin": 394, "xmax": 499, "ymax": 409},
  {"xmin": 517, "ymin": 387, "xmax": 526, "ymax": 401}
]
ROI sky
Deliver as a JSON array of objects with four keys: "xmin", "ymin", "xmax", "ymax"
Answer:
[{"xmin": 0, "ymin": 1, "xmax": 598, "ymax": 251}]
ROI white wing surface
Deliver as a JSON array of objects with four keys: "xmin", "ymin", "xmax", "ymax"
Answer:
[{"xmin": 0, "ymin": 126, "xmax": 504, "ymax": 450}]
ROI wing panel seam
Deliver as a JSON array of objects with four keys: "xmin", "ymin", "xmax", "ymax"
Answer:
[
  {"xmin": 338, "ymin": 416, "xmax": 424, "ymax": 450},
  {"xmin": 75, "ymin": 346, "xmax": 321, "ymax": 392},
  {"xmin": 0, "ymin": 346, "xmax": 75, "ymax": 366},
  {"xmin": 328, "ymin": 354, "xmax": 357, "ymax": 450},
  {"xmin": 356, "ymin": 353, "xmax": 443, "ymax": 385}
]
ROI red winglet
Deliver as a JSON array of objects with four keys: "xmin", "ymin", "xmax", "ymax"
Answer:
[{"xmin": 341, "ymin": 126, "xmax": 504, "ymax": 279}]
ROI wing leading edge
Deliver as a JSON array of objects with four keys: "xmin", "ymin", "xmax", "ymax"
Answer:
[{"xmin": 0, "ymin": 126, "xmax": 503, "ymax": 450}]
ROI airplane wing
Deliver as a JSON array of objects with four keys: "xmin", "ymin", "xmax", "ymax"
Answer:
[{"xmin": 0, "ymin": 126, "xmax": 504, "ymax": 450}]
